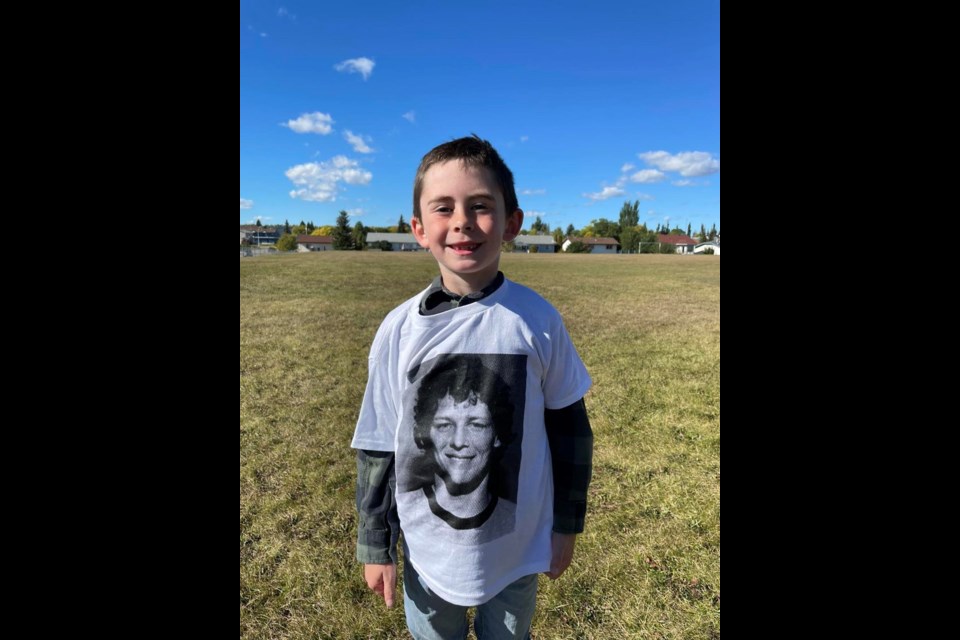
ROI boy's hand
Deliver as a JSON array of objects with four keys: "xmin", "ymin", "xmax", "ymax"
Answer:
[
  {"xmin": 545, "ymin": 532, "xmax": 577, "ymax": 580},
  {"xmin": 363, "ymin": 563, "xmax": 397, "ymax": 608}
]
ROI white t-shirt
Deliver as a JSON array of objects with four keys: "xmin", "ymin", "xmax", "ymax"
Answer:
[{"xmin": 351, "ymin": 278, "xmax": 591, "ymax": 606}]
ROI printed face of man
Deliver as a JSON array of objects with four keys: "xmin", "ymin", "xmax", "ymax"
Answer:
[{"xmin": 430, "ymin": 393, "xmax": 500, "ymax": 494}]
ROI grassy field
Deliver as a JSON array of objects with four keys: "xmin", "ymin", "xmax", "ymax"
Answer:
[{"xmin": 240, "ymin": 252, "xmax": 720, "ymax": 639}]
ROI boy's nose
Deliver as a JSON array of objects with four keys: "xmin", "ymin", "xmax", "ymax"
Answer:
[{"xmin": 452, "ymin": 210, "xmax": 474, "ymax": 232}]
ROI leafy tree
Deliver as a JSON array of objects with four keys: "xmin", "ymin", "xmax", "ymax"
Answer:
[
  {"xmin": 565, "ymin": 241, "xmax": 593, "ymax": 253},
  {"xmin": 618, "ymin": 200, "xmax": 640, "ymax": 229},
  {"xmin": 352, "ymin": 222, "xmax": 367, "ymax": 250},
  {"xmin": 616, "ymin": 201, "xmax": 640, "ymax": 252},
  {"xmin": 658, "ymin": 242, "xmax": 677, "ymax": 254},
  {"xmin": 315, "ymin": 225, "xmax": 335, "ymax": 237},
  {"xmin": 373, "ymin": 240, "xmax": 393, "ymax": 251},
  {"xmin": 585, "ymin": 218, "xmax": 620, "ymax": 240},
  {"xmin": 333, "ymin": 211, "xmax": 354, "ymax": 250},
  {"xmin": 553, "ymin": 228, "xmax": 565, "ymax": 246},
  {"xmin": 276, "ymin": 233, "xmax": 297, "ymax": 251},
  {"xmin": 670, "ymin": 227, "xmax": 685, "ymax": 235}
]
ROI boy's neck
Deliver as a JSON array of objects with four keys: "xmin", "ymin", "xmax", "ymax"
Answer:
[{"xmin": 439, "ymin": 265, "xmax": 501, "ymax": 296}]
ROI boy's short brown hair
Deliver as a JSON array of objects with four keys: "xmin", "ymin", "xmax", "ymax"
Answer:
[{"xmin": 412, "ymin": 134, "xmax": 519, "ymax": 221}]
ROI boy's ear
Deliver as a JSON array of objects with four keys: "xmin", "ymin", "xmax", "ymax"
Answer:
[
  {"xmin": 411, "ymin": 215, "xmax": 430, "ymax": 249},
  {"xmin": 502, "ymin": 209, "xmax": 524, "ymax": 242}
]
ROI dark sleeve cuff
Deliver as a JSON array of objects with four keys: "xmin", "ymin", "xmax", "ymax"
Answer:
[
  {"xmin": 357, "ymin": 525, "xmax": 394, "ymax": 564},
  {"xmin": 552, "ymin": 501, "xmax": 587, "ymax": 534}
]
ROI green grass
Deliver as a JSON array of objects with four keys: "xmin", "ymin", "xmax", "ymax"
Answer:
[{"xmin": 240, "ymin": 252, "xmax": 720, "ymax": 639}]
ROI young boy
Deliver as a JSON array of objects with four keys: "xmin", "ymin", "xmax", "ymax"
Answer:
[{"xmin": 352, "ymin": 135, "xmax": 593, "ymax": 639}]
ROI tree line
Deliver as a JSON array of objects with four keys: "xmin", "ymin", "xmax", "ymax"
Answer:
[{"xmin": 248, "ymin": 205, "xmax": 719, "ymax": 253}]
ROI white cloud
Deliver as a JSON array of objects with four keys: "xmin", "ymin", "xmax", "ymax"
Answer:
[
  {"xmin": 344, "ymin": 130, "xmax": 374, "ymax": 154},
  {"xmin": 286, "ymin": 156, "xmax": 372, "ymax": 203},
  {"xmin": 347, "ymin": 208, "xmax": 366, "ymax": 217},
  {"xmin": 639, "ymin": 151, "xmax": 720, "ymax": 177},
  {"xmin": 335, "ymin": 57, "xmax": 375, "ymax": 80},
  {"xmin": 621, "ymin": 163, "xmax": 636, "ymax": 173},
  {"xmin": 521, "ymin": 189, "xmax": 546, "ymax": 196},
  {"xmin": 277, "ymin": 7, "xmax": 295, "ymax": 19},
  {"xmin": 240, "ymin": 198, "xmax": 253, "ymax": 210},
  {"xmin": 285, "ymin": 112, "xmax": 334, "ymax": 135},
  {"xmin": 520, "ymin": 136, "xmax": 529, "ymax": 143},
  {"xmin": 584, "ymin": 186, "xmax": 626, "ymax": 201},
  {"xmin": 526, "ymin": 210, "xmax": 549, "ymax": 218},
  {"xmin": 630, "ymin": 170, "xmax": 666, "ymax": 184},
  {"xmin": 260, "ymin": 32, "xmax": 268, "ymax": 38},
  {"xmin": 635, "ymin": 193, "xmax": 655, "ymax": 201},
  {"xmin": 673, "ymin": 180, "xmax": 695, "ymax": 187},
  {"xmin": 402, "ymin": 111, "xmax": 416, "ymax": 123}
]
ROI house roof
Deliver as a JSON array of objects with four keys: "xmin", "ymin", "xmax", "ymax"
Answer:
[
  {"xmin": 367, "ymin": 233, "xmax": 418, "ymax": 243},
  {"xmin": 515, "ymin": 235, "xmax": 557, "ymax": 246},
  {"xmin": 658, "ymin": 234, "xmax": 697, "ymax": 245},
  {"xmin": 567, "ymin": 237, "xmax": 620, "ymax": 246},
  {"xmin": 297, "ymin": 235, "xmax": 333, "ymax": 244}
]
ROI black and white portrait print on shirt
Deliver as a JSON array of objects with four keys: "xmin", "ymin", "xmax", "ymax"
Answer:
[{"xmin": 397, "ymin": 353, "xmax": 527, "ymax": 542}]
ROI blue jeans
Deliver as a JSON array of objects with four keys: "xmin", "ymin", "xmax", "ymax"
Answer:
[{"xmin": 403, "ymin": 557, "xmax": 538, "ymax": 640}]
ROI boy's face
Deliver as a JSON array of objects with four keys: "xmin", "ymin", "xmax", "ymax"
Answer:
[
  {"xmin": 430, "ymin": 393, "xmax": 500, "ymax": 495},
  {"xmin": 412, "ymin": 161, "xmax": 522, "ymax": 295}
]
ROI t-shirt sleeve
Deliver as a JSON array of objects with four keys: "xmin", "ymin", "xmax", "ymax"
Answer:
[
  {"xmin": 351, "ymin": 323, "xmax": 400, "ymax": 452},
  {"xmin": 542, "ymin": 316, "xmax": 592, "ymax": 410}
]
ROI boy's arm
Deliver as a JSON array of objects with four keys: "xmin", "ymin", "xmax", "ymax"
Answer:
[
  {"xmin": 356, "ymin": 449, "xmax": 398, "ymax": 607},
  {"xmin": 356, "ymin": 449, "xmax": 398, "ymax": 564},
  {"xmin": 544, "ymin": 398, "xmax": 593, "ymax": 579},
  {"xmin": 545, "ymin": 397, "xmax": 594, "ymax": 534}
]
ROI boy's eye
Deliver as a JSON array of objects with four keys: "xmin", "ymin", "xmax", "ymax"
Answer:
[{"xmin": 471, "ymin": 203, "xmax": 489, "ymax": 211}]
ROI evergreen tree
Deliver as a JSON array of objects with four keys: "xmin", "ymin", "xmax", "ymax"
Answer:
[
  {"xmin": 709, "ymin": 224, "xmax": 718, "ymax": 241},
  {"xmin": 284, "ymin": 219, "xmax": 291, "ymax": 234},
  {"xmin": 397, "ymin": 215, "xmax": 409, "ymax": 234},
  {"xmin": 687, "ymin": 223, "xmax": 692, "ymax": 238},
  {"xmin": 333, "ymin": 211, "xmax": 354, "ymax": 250},
  {"xmin": 256, "ymin": 219, "xmax": 262, "ymax": 227},
  {"xmin": 566, "ymin": 224, "xmax": 576, "ymax": 237},
  {"xmin": 353, "ymin": 221, "xmax": 367, "ymax": 250},
  {"xmin": 699, "ymin": 224, "xmax": 707, "ymax": 243},
  {"xmin": 306, "ymin": 221, "xmax": 315, "ymax": 232}
]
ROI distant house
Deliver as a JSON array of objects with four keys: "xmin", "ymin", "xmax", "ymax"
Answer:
[
  {"xmin": 239, "ymin": 226, "xmax": 280, "ymax": 246},
  {"xmin": 656, "ymin": 234, "xmax": 699, "ymax": 255},
  {"xmin": 562, "ymin": 237, "xmax": 620, "ymax": 254},
  {"xmin": 366, "ymin": 233, "xmax": 421, "ymax": 251},
  {"xmin": 513, "ymin": 235, "xmax": 557, "ymax": 253},
  {"xmin": 693, "ymin": 241, "xmax": 720, "ymax": 256},
  {"xmin": 297, "ymin": 235, "xmax": 333, "ymax": 252}
]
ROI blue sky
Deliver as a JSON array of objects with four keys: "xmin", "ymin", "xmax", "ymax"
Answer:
[{"xmin": 240, "ymin": 0, "xmax": 720, "ymax": 234}]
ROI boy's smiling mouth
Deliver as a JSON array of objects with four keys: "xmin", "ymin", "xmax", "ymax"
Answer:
[{"xmin": 448, "ymin": 242, "xmax": 482, "ymax": 255}]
